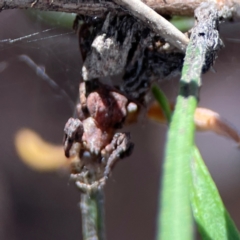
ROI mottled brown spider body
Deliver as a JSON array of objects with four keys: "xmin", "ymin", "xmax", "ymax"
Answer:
[{"xmin": 63, "ymin": 81, "xmax": 134, "ymax": 192}]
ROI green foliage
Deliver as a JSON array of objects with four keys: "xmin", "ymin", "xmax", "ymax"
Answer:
[
  {"xmin": 156, "ymin": 87, "xmax": 196, "ymax": 240},
  {"xmin": 157, "ymin": 19, "xmax": 205, "ymax": 238},
  {"xmin": 170, "ymin": 16, "xmax": 194, "ymax": 32},
  {"xmin": 152, "ymin": 85, "xmax": 172, "ymax": 123},
  {"xmin": 154, "ymin": 8, "xmax": 239, "ymax": 237},
  {"xmin": 26, "ymin": 10, "xmax": 76, "ymax": 29},
  {"xmin": 154, "ymin": 84, "xmax": 240, "ymax": 240},
  {"xmin": 191, "ymin": 147, "xmax": 240, "ymax": 240}
]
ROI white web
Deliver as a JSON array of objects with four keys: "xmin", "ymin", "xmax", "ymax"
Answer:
[
  {"xmin": 0, "ymin": 28, "xmax": 57, "ymax": 43},
  {"xmin": 0, "ymin": 10, "xmax": 81, "ymax": 110}
]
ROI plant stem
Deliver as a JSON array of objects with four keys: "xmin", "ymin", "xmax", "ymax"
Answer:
[
  {"xmin": 0, "ymin": 0, "xmax": 238, "ymax": 19},
  {"xmin": 80, "ymin": 190, "xmax": 106, "ymax": 240},
  {"xmin": 157, "ymin": 3, "xmax": 222, "ymax": 240},
  {"xmin": 153, "ymin": 82, "xmax": 240, "ymax": 240}
]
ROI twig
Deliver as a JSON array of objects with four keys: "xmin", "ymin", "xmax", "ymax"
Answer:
[
  {"xmin": 80, "ymin": 190, "xmax": 106, "ymax": 240},
  {"xmin": 157, "ymin": 2, "xmax": 222, "ymax": 240},
  {"xmin": 113, "ymin": 0, "xmax": 189, "ymax": 52},
  {"xmin": 0, "ymin": 0, "xmax": 239, "ymax": 18},
  {"xmin": 0, "ymin": 0, "xmax": 236, "ymax": 52}
]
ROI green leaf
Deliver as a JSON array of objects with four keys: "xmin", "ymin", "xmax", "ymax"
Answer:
[
  {"xmin": 153, "ymin": 84, "xmax": 240, "ymax": 240},
  {"xmin": 151, "ymin": 85, "xmax": 172, "ymax": 123},
  {"xmin": 157, "ymin": 16, "xmax": 205, "ymax": 240},
  {"xmin": 25, "ymin": 10, "xmax": 76, "ymax": 29},
  {"xmin": 156, "ymin": 5, "xmax": 225, "ymax": 239},
  {"xmin": 170, "ymin": 16, "xmax": 194, "ymax": 32},
  {"xmin": 191, "ymin": 147, "xmax": 240, "ymax": 240},
  {"xmin": 156, "ymin": 91, "xmax": 196, "ymax": 240}
]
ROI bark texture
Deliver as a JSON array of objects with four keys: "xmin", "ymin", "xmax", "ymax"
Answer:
[{"xmin": 0, "ymin": 0, "xmax": 240, "ymax": 18}]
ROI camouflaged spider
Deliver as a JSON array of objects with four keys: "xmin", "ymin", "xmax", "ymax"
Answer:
[
  {"xmin": 63, "ymin": 13, "xmax": 185, "ymax": 192},
  {"xmin": 63, "ymin": 10, "xmax": 192, "ymax": 193},
  {"xmin": 63, "ymin": 80, "xmax": 134, "ymax": 193}
]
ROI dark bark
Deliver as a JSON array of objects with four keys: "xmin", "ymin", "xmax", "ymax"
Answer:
[{"xmin": 0, "ymin": 0, "xmax": 239, "ymax": 18}]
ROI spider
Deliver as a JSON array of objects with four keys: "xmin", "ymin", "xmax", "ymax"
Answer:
[
  {"xmin": 63, "ymin": 80, "xmax": 135, "ymax": 193},
  {"xmin": 62, "ymin": 11, "xmax": 226, "ymax": 193},
  {"xmin": 10, "ymin": 9, "xmax": 226, "ymax": 194},
  {"xmin": 65, "ymin": 13, "xmax": 170, "ymax": 192}
]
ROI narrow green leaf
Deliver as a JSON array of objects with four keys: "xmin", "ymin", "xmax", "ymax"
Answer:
[
  {"xmin": 153, "ymin": 84, "xmax": 195, "ymax": 239},
  {"xmin": 191, "ymin": 147, "xmax": 240, "ymax": 240},
  {"xmin": 157, "ymin": 17, "xmax": 205, "ymax": 240},
  {"xmin": 157, "ymin": 91, "xmax": 196, "ymax": 240},
  {"xmin": 157, "ymin": 4, "xmax": 223, "ymax": 240},
  {"xmin": 151, "ymin": 85, "xmax": 172, "ymax": 123},
  {"xmin": 153, "ymin": 84, "xmax": 240, "ymax": 240}
]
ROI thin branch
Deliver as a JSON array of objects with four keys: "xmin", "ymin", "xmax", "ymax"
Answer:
[
  {"xmin": 1, "ymin": 0, "xmax": 240, "ymax": 18},
  {"xmin": 80, "ymin": 190, "xmax": 106, "ymax": 240},
  {"xmin": 1, "ymin": 0, "xmax": 238, "ymax": 51}
]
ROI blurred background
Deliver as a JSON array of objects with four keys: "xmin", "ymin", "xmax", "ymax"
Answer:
[{"xmin": 0, "ymin": 9, "xmax": 240, "ymax": 240}]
